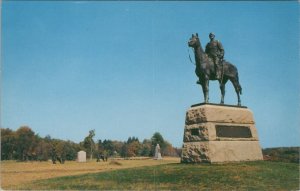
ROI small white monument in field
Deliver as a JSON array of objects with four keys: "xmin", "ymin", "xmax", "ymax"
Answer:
[
  {"xmin": 154, "ymin": 144, "xmax": 162, "ymax": 160},
  {"xmin": 77, "ymin": 151, "xmax": 86, "ymax": 162}
]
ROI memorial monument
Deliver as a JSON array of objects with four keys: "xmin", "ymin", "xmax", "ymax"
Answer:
[
  {"xmin": 154, "ymin": 144, "xmax": 162, "ymax": 160},
  {"xmin": 77, "ymin": 150, "xmax": 86, "ymax": 162},
  {"xmin": 181, "ymin": 33, "xmax": 263, "ymax": 163}
]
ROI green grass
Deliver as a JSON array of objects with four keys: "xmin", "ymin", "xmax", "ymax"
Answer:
[{"xmin": 21, "ymin": 161, "xmax": 299, "ymax": 190}]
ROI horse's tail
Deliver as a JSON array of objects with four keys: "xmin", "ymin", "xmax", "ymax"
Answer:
[
  {"xmin": 223, "ymin": 61, "xmax": 242, "ymax": 95},
  {"xmin": 228, "ymin": 62, "xmax": 243, "ymax": 95}
]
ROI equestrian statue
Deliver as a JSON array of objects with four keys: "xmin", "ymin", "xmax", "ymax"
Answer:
[{"xmin": 188, "ymin": 33, "xmax": 242, "ymax": 106}]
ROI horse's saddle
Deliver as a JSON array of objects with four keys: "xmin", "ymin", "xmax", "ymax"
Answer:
[{"xmin": 206, "ymin": 55, "xmax": 225, "ymax": 65}]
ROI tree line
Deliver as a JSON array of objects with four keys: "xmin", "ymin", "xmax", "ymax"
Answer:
[
  {"xmin": 1, "ymin": 126, "xmax": 181, "ymax": 162},
  {"xmin": 262, "ymin": 147, "xmax": 299, "ymax": 163}
]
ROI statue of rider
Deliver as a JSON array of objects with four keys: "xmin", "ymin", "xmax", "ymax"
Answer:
[{"xmin": 205, "ymin": 32, "xmax": 224, "ymax": 80}]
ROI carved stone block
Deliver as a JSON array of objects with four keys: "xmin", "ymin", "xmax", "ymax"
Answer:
[
  {"xmin": 181, "ymin": 104, "xmax": 263, "ymax": 163},
  {"xmin": 181, "ymin": 142, "xmax": 210, "ymax": 163},
  {"xmin": 185, "ymin": 104, "xmax": 255, "ymax": 125}
]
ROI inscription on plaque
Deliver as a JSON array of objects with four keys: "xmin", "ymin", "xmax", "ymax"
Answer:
[{"xmin": 216, "ymin": 125, "xmax": 252, "ymax": 138}]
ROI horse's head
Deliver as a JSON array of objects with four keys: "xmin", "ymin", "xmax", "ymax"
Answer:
[{"xmin": 188, "ymin": 33, "xmax": 200, "ymax": 48}]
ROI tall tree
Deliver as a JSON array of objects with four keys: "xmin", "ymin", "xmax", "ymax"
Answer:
[
  {"xmin": 83, "ymin": 129, "xmax": 95, "ymax": 160},
  {"xmin": 151, "ymin": 132, "xmax": 166, "ymax": 156},
  {"xmin": 15, "ymin": 126, "xmax": 37, "ymax": 161},
  {"xmin": 102, "ymin": 139, "xmax": 114, "ymax": 156},
  {"xmin": 35, "ymin": 137, "xmax": 51, "ymax": 161},
  {"xmin": 1, "ymin": 128, "xmax": 16, "ymax": 160},
  {"xmin": 140, "ymin": 139, "xmax": 152, "ymax": 156},
  {"xmin": 127, "ymin": 136, "xmax": 139, "ymax": 144},
  {"xmin": 50, "ymin": 139, "xmax": 67, "ymax": 164}
]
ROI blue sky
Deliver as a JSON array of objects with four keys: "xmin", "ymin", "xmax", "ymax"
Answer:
[{"xmin": 2, "ymin": 1, "xmax": 299, "ymax": 148}]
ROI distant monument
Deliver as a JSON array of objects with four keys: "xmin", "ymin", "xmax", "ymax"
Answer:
[
  {"xmin": 182, "ymin": 33, "xmax": 263, "ymax": 163},
  {"xmin": 154, "ymin": 144, "xmax": 162, "ymax": 160},
  {"xmin": 77, "ymin": 151, "xmax": 86, "ymax": 162}
]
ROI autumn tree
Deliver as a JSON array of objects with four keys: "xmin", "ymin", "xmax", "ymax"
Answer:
[
  {"xmin": 111, "ymin": 140, "xmax": 123, "ymax": 156},
  {"xmin": 125, "ymin": 137, "xmax": 141, "ymax": 157},
  {"xmin": 51, "ymin": 139, "xmax": 79, "ymax": 163},
  {"xmin": 162, "ymin": 141, "xmax": 178, "ymax": 156},
  {"xmin": 35, "ymin": 137, "xmax": 51, "ymax": 161}
]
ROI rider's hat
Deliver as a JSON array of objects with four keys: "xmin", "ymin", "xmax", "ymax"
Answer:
[{"xmin": 209, "ymin": 32, "xmax": 215, "ymax": 37}]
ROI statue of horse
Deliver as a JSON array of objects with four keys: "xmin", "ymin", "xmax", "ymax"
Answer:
[{"xmin": 188, "ymin": 33, "xmax": 242, "ymax": 106}]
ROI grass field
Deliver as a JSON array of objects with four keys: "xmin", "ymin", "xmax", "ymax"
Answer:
[
  {"xmin": 1, "ymin": 157, "xmax": 179, "ymax": 190},
  {"xmin": 2, "ymin": 159, "xmax": 299, "ymax": 190}
]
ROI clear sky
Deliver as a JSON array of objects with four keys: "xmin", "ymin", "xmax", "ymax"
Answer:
[{"xmin": 2, "ymin": 1, "xmax": 299, "ymax": 148}]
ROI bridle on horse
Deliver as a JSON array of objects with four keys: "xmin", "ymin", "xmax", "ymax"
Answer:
[{"xmin": 188, "ymin": 48, "xmax": 195, "ymax": 65}]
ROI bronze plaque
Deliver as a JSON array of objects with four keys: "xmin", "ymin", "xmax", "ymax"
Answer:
[
  {"xmin": 216, "ymin": 125, "xmax": 252, "ymax": 138},
  {"xmin": 191, "ymin": 128, "xmax": 199, "ymax": 136}
]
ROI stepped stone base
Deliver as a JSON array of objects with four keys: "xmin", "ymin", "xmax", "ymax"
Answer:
[{"xmin": 181, "ymin": 104, "xmax": 263, "ymax": 163}]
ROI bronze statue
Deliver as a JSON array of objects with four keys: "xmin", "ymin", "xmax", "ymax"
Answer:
[
  {"xmin": 205, "ymin": 32, "xmax": 224, "ymax": 79},
  {"xmin": 188, "ymin": 33, "xmax": 242, "ymax": 106}
]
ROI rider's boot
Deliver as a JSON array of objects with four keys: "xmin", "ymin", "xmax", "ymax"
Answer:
[{"xmin": 215, "ymin": 63, "xmax": 222, "ymax": 79}]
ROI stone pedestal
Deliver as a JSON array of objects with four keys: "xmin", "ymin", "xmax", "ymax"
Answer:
[{"xmin": 181, "ymin": 103, "xmax": 263, "ymax": 163}]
